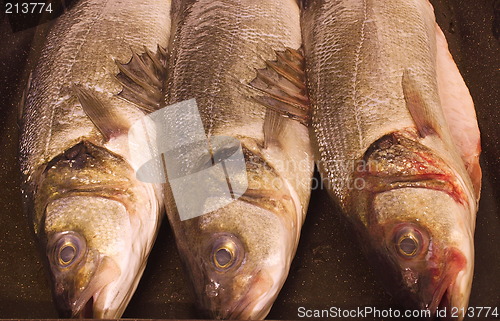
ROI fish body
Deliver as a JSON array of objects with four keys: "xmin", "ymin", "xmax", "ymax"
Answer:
[
  {"xmin": 164, "ymin": 0, "xmax": 313, "ymax": 319},
  {"xmin": 19, "ymin": 0, "xmax": 171, "ymax": 317},
  {"xmin": 302, "ymin": 0, "xmax": 480, "ymax": 317}
]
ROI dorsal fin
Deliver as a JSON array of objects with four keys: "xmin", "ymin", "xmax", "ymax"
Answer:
[
  {"xmin": 73, "ymin": 85, "xmax": 130, "ymax": 141},
  {"xmin": 115, "ymin": 45, "xmax": 168, "ymax": 113},
  {"xmin": 249, "ymin": 47, "xmax": 310, "ymax": 146},
  {"xmin": 402, "ymin": 69, "xmax": 444, "ymax": 139}
]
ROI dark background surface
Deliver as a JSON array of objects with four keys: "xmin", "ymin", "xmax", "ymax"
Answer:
[{"xmin": 0, "ymin": 0, "xmax": 498, "ymax": 319}]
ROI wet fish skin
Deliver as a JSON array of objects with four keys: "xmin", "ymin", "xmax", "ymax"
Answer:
[
  {"xmin": 165, "ymin": 0, "xmax": 313, "ymax": 319},
  {"xmin": 19, "ymin": 0, "xmax": 171, "ymax": 317},
  {"xmin": 302, "ymin": 0, "xmax": 480, "ymax": 317}
]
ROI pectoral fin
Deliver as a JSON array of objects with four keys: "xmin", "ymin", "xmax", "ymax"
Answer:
[
  {"xmin": 249, "ymin": 48, "xmax": 310, "ymax": 147},
  {"xmin": 115, "ymin": 45, "xmax": 167, "ymax": 112},
  {"xmin": 402, "ymin": 69, "xmax": 444, "ymax": 139},
  {"xmin": 74, "ymin": 85, "xmax": 130, "ymax": 141}
]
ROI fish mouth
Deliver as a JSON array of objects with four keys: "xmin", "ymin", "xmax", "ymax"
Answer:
[
  {"xmin": 428, "ymin": 269, "xmax": 454, "ymax": 314},
  {"xmin": 210, "ymin": 269, "xmax": 277, "ymax": 320},
  {"xmin": 430, "ymin": 271, "xmax": 471, "ymax": 321},
  {"xmin": 62, "ymin": 256, "xmax": 121, "ymax": 318},
  {"xmin": 74, "ymin": 296, "xmax": 94, "ymax": 318},
  {"xmin": 424, "ymin": 247, "xmax": 470, "ymax": 320}
]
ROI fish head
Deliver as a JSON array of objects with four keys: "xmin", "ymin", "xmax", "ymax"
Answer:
[
  {"xmin": 178, "ymin": 200, "xmax": 293, "ymax": 320},
  {"xmin": 30, "ymin": 141, "xmax": 161, "ymax": 318},
  {"xmin": 42, "ymin": 195, "xmax": 141, "ymax": 318},
  {"xmin": 363, "ymin": 187, "xmax": 474, "ymax": 316},
  {"xmin": 171, "ymin": 146, "xmax": 300, "ymax": 320}
]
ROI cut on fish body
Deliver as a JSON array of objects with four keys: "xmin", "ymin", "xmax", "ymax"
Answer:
[
  {"xmin": 300, "ymin": 0, "xmax": 480, "ymax": 318},
  {"xmin": 19, "ymin": 0, "xmax": 171, "ymax": 318}
]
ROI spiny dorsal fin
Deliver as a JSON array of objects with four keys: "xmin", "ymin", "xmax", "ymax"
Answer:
[
  {"xmin": 73, "ymin": 85, "xmax": 130, "ymax": 141},
  {"xmin": 402, "ymin": 69, "xmax": 443, "ymax": 138},
  {"xmin": 249, "ymin": 47, "xmax": 310, "ymax": 146},
  {"xmin": 115, "ymin": 45, "xmax": 167, "ymax": 113}
]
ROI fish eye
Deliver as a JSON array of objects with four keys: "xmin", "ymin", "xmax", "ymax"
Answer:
[
  {"xmin": 48, "ymin": 231, "xmax": 86, "ymax": 269},
  {"xmin": 58, "ymin": 242, "xmax": 77, "ymax": 266},
  {"xmin": 213, "ymin": 246, "xmax": 235, "ymax": 269},
  {"xmin": 210, "ymin": 233, "xmax": 243, "ymax": 271},
  {"xmin": 397, "ymin": 233, "xmax": 419, "ymax": 257},
  {"xmin": 394, "ymin": 226, "xmax": 424, "ymax": 258}
]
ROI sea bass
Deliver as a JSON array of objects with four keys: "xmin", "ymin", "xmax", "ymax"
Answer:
[
  {"xmin": 163, "ymin": 0, "xmax": 313, "ymax": 319},
  {"xmin": 19, "ymin": 0, "xmax": 171, "ymax": 317},
  {"xmin": 301, "ymin": 0, "xmax": 481, "ymax": 317}
]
